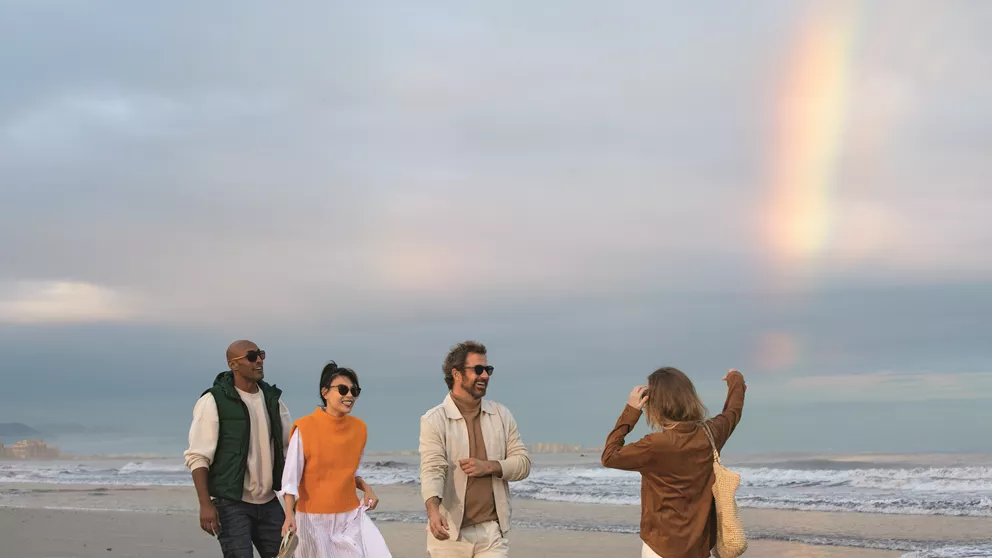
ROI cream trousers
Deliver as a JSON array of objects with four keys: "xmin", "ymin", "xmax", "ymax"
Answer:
[{"xmin": 427, "ymin": 521, "xmax": 508, "ymax": 558}]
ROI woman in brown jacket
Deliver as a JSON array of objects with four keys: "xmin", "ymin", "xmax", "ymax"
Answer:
[{"xmin": 602, "ymin": 367, "xmax": 746, "ymax": 558}]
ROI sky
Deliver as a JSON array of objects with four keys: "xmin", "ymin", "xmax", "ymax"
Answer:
[{"xmin": 1, "ymin": 1, "xmax": 991, "ymax": 455}]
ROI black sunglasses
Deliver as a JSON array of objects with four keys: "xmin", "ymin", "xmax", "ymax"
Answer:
[
  {"xmin": 328, "ymin": 384, "xmax": 361, "ymax": 397},
  {"xmin": 233, "ymin": 349, "xmax": 266, "ymax": 364},
  {"xmin": 462, "ymin": 365, "xmax": 494, "ymax": 376}
]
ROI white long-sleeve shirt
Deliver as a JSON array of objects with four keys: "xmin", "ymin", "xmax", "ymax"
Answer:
[
  {"xmin": 277, "ymin": 426, "xmax": 392, "ymax": 557},
  {"xmin": 183, "ymin": 388, "xmax": 292, "ymax": 504}
]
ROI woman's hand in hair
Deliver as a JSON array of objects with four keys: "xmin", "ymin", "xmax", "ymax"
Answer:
[{"xmin": 627, "ymin": 386, "xmax": 649, "ymax": 410}]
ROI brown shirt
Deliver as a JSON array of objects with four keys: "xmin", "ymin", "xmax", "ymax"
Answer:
[
  {"xmin": 451, "ymin": 394, "xmax": 500, "ymax": 528},
  {"xmin": 601, "ymin": 374, "xmax": 746, "ymax": 558}
]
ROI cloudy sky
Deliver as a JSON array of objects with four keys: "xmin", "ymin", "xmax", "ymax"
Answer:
[{"xmin": 2, "ymin": 1, "xmax": 990, "ymax": 454}]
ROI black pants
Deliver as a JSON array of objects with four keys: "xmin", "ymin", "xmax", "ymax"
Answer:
[{"xmin": 213, "ymin": 497, "xmax": 285, "ymax": 558}]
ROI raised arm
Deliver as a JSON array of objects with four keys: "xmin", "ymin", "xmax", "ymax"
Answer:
[
  {"xmin": 706, "ymin": 370, "xmax": 746, "ymax": 450},
  {"xmin": 601, "ymin": 386, "xmax": 657, "ymax": 471}
]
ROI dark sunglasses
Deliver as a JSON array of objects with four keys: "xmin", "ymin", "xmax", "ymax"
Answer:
[
  {"xmin": 462, "ymin": 365, "xmax": 494, "ymax": 376},
  {"xmin": 233, "ymin": 349, "xmax": 266, "ymax": 363},
  {"xmin": 328, "ymin": 384, "xmax": 361, "ymax": 397}
]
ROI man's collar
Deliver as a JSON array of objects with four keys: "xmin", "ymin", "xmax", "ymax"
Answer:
[{"xmin": 443, "ymin": 392, "xmax": 494, "ymax": 417}]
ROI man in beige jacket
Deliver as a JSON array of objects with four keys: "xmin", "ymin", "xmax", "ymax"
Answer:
[{"xmin": 419, "ymin": 341, "xmax": 531, "ymax": 558}]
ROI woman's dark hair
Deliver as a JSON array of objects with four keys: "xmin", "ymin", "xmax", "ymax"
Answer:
[{"xmin": 319, "ymin": 361, "xmax": 360, "ymax": 405}]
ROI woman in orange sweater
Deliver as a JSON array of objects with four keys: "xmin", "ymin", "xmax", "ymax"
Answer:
[
  {"xmin": 278, "ymin": 362, "xmax": 391, "ymax": 557},
  {"xmin": 601, "ymin": 367, "xmax": 746, "ymax": 558}
]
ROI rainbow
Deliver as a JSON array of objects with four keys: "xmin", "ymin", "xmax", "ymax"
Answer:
[
  {"xmin": 764, "ymin": 4, "xmax": 859, "ymax": 273},
  {"xmin": 754, "ymin": 5, "xmax": 859, "ymax": 374}
]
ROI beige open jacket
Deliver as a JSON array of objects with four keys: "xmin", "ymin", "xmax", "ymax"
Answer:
[{"xmin": 419, "ymin": 393, "xmax": 531, "ymax": 540}]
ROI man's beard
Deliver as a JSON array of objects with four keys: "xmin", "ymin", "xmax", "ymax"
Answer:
[{"xmin": 464, "ymin": 379, "xmax": 487, "ymax": 398}]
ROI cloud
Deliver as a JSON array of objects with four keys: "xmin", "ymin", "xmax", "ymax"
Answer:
[
  {"xmin": 0, "ymin": 1, "xmax": 990, "ymax": 327},
  {"xmin": 781, "ymin": 370, "xmax": 992, "ymax": 402},
  {"xmin": 0, "ymin": 281, "xmax": 135, "ymax": 324}
]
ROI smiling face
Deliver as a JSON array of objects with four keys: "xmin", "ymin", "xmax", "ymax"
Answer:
[
  {"xmin": 321, "ymin": 373, "xmax": 360, "ymax": 416},
  {"xmin": 453, "ymin": 352, "xmax": 491, "ymax": 400},
  {"xmin": 227, "ymin": 340, "xmax": 265, "ymax": 383}
]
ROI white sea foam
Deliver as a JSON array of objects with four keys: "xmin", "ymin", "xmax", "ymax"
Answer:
[
  {"xmin": 511, "ymin": 463, "xmax": 992, "ymax": 517},
  {"xmin": 117, "ymin": 461, "xmax": 188, "ymax": 475},
  {"xmin": 901, "ymin": 543, "xmax": 992, "ymax": 558},
  {"xmin": 736, "ymin": 466, "xmax": 992, "ymax": 492},
  {"xmin": 4, "ymin": 459, "xmax": 992, "ymax": 518},
  {"xmin": 4, "ymin": 458, "xmax": 991, "ymax": 556}
]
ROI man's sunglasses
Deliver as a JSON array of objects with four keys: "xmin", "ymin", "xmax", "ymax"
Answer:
[
  {"xmin": 461, "ymin": 365, "xmax": 494, "ymax": 376},
  {"xmin": 232, "ymin": 349, "xmax": 266, "ymax": 363},
  {"xmin": 328, "ymin": 384, "xmax": 362, "ymax": 397}
]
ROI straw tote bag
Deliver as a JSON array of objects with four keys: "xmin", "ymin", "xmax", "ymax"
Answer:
[{"xmin": 699, "ymin": 421, "xmax": 747, "ymax": 558}]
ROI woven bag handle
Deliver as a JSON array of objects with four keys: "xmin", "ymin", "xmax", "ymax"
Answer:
[{"xmin": 699, "ymin": 421, "xmax": 721, "ymax": 464}]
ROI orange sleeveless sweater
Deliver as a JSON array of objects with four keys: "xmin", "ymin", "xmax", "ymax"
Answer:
[{"xmin": 292, "ymin": 408, "xmax": 367, "ymax": 514}]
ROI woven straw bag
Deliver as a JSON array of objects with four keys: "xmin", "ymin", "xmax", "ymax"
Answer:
[{"xmin": 700, "ymin": 421, "xmax": 747, "ymax": 558}]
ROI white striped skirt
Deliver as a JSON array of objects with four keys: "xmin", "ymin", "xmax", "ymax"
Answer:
[{"xmin": 295, "ymin": 505, "xmax": 391, "ymax": 558}]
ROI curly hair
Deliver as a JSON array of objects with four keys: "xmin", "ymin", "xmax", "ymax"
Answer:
[{"xmin": 442, "ymin": 341, "xmax": 487, "ymax": 390}]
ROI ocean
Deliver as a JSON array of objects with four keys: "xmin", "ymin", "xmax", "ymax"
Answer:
[{"xmin": 2, "ymin": 452, "xmax": 990, "ymax": 557}]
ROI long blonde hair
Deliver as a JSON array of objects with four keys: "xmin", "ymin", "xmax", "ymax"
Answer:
[{"xmin": 644, "ymin": 367, "xmax": 708, "ymax": 429}]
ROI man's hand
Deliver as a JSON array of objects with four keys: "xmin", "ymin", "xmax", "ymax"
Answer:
[
  {"xmin": 627, "ymin": 386, "xmax": 648, "ymax": 410},
  {"xmin": 426, "ymin": 497, "xmax": 449, "ymax": 540},
  {"xmin": 199, "ymin": 500, "xmax": 220, "ymax": 536},
  {"xmin": 459, "ymin": 458, "xmax": 497, "ymax": 477}
]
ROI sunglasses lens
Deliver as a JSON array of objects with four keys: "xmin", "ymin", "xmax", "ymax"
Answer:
[
  {"xmin": 333, "ymin": 385, "xmax": 361, "ymax": 397},
  {"xmin": 472, "ymin": 365, "xmax": 494, "ymax": 375},
  {"xmin": 244, "ymin": 350, "xmax": 265, "ymax": 363}
]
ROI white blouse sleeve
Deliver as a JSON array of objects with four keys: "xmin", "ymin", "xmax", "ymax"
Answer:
[{"xmin": 277, "ymin": 428, "xmax": 304, "ymax": 497}]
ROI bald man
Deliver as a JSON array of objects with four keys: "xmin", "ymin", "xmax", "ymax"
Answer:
[{"xmin": 183, "ymin": 340, "xmax": 293, "ymax": 558}]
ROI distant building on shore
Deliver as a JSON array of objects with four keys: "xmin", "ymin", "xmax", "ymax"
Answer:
[
  {"xmin": 0, "ymin": 439, "xmax": 59, "ymax": 459},
  {"xmin": 528, "ymin": 442, "xmax": 586, "ymax": 454}
]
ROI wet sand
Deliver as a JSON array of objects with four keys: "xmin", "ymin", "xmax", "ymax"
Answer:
[
  {"xmin": 0, "ymin": 506, "xmax": 901, "ymax": 558},
  {"xmin": 9, "ymin": 482, "xmax": 981, "ymax": 557}
]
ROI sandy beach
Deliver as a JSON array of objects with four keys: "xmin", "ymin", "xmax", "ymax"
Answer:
[
  {"xmin": 9, "ymin": 482, "xmax": 990, "ymax": 557},
  {"xmin": 0, "ymin": 505, "xmax": 904, "ymax": 558}
]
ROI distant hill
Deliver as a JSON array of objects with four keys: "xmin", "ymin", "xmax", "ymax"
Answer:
[
  {"xmin": 34, "ymin": 423, "xmax": 93, "ymax": 435},
  {"xmin": 0, "ymin": 422, "xmax": 41, "ymax": 438},
  {"xmin": 1, "ymin": 422, "xmax": 125, "ymax": 441}
]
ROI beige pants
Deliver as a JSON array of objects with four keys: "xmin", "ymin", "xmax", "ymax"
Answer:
[
  {"xmin": 427, "ymin": 521, "xmax": 508, "ymax": 558},
  {"xmin": 641, "ymin": 542, "xmax": 663, "ymax": 558}
]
